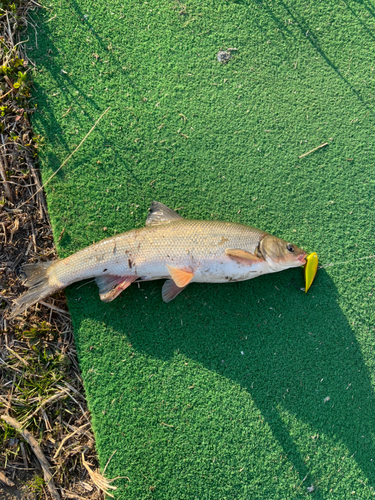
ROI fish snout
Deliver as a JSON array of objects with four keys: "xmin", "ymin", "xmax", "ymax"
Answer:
[{"xmin": 297, "ymin": 252, "xmax": 307, "ymax": 265}]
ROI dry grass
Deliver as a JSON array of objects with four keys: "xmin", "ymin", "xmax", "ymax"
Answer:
[{"xmin": 0, "ymin": 2, "xmax": 112, "ymax": 498}]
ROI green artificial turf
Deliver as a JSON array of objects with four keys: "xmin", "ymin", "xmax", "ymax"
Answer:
[{"xmin": 28, "ymin": 0, "xmax": 375, "ymax": 497}]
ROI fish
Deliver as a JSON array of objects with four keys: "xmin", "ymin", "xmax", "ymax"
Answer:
[{"xmin": 10, "ymin": 201, "xmax": 307, "ymax": 318}]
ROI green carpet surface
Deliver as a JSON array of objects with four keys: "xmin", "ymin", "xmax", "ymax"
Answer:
[{"xmin": 29, "ymin": 0, "xmax": 375, "ymax": 497}]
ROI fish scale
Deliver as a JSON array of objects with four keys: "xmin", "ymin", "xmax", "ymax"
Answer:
[{"xmin": 51, "ymin": 220, "xmax": 267, "ymax": 285}]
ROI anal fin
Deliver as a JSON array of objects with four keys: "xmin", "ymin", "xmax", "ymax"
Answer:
[
  {"xmin": 95, "ymin": 275, "xmax": 137, "ymax": 303},
  {"xmin": 166, "ymin": 265, "xmax": 194, "ymax": 288},
  {"xmin": 162, "ymin": 280, "xmax": 187, "ymax": 303}
]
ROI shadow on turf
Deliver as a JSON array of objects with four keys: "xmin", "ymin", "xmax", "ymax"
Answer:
[
  {"xmin": 28, "ymin": 6, "xmax": 141, "ymax": 185},
  {"xmin": 91, "ymin": 267, "xmax": 375, "ymax": 494},
  {"xmin": 232, "ymin": 0, "xmax": 374, "ymax": 112}
]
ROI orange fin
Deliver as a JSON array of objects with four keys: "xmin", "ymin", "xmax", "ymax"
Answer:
[
  {"xmin": 225, "ymin": 248, "xmax": 261, "ymax": 264},
  {"xmin": 95, "ymin": 275, "xmax": 137, "ymax": 303},
  {"xmin": 162, "ymin": 280, "xmax": 187, "ymax": 302},
  {"xmin": 166, "ymin": 265, "xmax": 194, "ymax": 288}
]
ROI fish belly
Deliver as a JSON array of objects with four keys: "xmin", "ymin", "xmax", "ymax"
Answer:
[
  {"xmin": 136, "ymin": 256, "xmax": 270, "ymax": 284},
  {"xmin": 192, "ymin": 258, "xmax": 270, "ymax": 283}
]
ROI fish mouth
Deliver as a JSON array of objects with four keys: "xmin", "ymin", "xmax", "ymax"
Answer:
[{"xmin": 298, "ymin": 252, "xmax": 307, "ymax": 265}]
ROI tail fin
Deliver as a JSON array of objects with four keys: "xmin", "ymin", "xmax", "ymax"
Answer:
[{"xmin": 10, "ymin": 261, "xmax": 61, "ymax": 319}]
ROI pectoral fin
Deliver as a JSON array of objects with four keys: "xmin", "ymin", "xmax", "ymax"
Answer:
[
  {"xmin": 162, "ymin": 280, "xmax": 187, "ymax": 302},
  {"xmin": 95, "ymin": 275, "xmax": 137, "ymax": 303},
  {"xmin": 225, "ymin": 248, "xmax": 262, "ymax": 264},
  {"xmin": 166, "ymin": 265, "xmax": 194, "ymax": 288}
]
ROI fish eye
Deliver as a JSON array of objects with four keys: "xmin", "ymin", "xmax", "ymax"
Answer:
[{"xmin": 286, "ymin": 243, "xmax": 294, "ymax": 253}]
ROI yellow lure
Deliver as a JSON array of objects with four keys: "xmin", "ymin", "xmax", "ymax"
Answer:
[{"xmin": 304, "ymin": 252, "xmax": 318, "ymax": 293}]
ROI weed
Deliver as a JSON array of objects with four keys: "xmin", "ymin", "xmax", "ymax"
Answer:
[{"xmin": 27, "ymin": 475, "xmax": 45, "ymax": 499}]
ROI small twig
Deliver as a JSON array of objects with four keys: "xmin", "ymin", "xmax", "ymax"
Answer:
[
  {"xmin": 53, "ymin": 422, "xmax": 91, "ymax": 459},
  {"xmin": 20, "ymin": 441, "xmax": 28, "ymax": 470},
  {"xmin": 6, "ymin": 11, "xmax": 14, "ymax": 47},
  {"xmin": 62, "ymin": 106, "xmax": 72, "ymax": 118},
  {"xmin": 6, "ymin": 346, "xmax": 29, "ymax": 367},
  {"xmin": 30, "ymin": 0, "xmax": 44, "ymax": 7},
  {"xmin": 18, "ymin": 106, "xmax": 110, "ymax": 210},
  {"xmin": 1, "ymin": 415, "xmax": 61, "ymax": 500},
  {"xmin": 62, "ymin": 421, "xmax": 92, "ymax": 440},
  {"xmin": 0, "ymin": 470, "xmax": 15, "ymax": 487},
  {"xmin": 0, "ymin": 293, "xmax": 11, "ymax": 305},
  {"xmin": 61, "ymin": 491, "xmax": 87, "ymax": 500},
  {"xmin": 62, "ymin": 380, "xmax": 81, "ymax": 396},
  {"xmin": 102, "ymin": 449, "xmax": 117, "ymax": 475},
  {"xmin": 45, "ymin": 14, "xmax": 57, "ymax": 23},
  {"xmin": 81, "ymin": 453, "xmax": 118, "ymax": 498},
  {"xmin": 299, "ymin": 142, "xmax": 328, "ymax": 159},
  {"xmin": 57, "ymin": 227, "xmax": 65, "ymax": 242},
  {"xmin": 30, "ymin": 218, "xmax": 37, "ymax": 252},
  {"xmin": 57, "ymin": 386, "xmax": 88, "ymax": 419},
  {"xmin": 39, "ymin": 300, "xmax": 70, "ymax": 316},
  {"xmin": 1, "ymin": 222, "xmax": 7, "ymax": 245},
  {"xmin": 0, "ymin": 88, "xmax": 13, "ymax": 101},
  {"xmin": 22, "ymin": 391, "xmax": 66, "ymax": 423},
  {"xmin": 0, "ymin": 141, "xmax": 13, "ymax": 203},
  {"xmin": 0, "ymin": 358, "xmax": 22, "ymax": 374},
  {"xmin": 25, "ymin": 151, "xmax": 46, "ymax": 220},
  {"xmin": 160, "ymin": 422, "xmax": 174, "ymax": 428}
]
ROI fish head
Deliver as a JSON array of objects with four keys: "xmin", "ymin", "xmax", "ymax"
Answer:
[{"xmin": 259, "ymin": 235, "xmax": 306, "ymax": 272}]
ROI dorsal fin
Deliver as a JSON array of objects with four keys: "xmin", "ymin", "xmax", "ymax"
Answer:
[{"xmin": 145, "ymin": 201, "xmax": 184, "ymax": 226}]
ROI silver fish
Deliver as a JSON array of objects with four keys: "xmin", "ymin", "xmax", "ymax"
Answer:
[{"xmin": 10, "ymin": 201, "xmax": 306, "ymax": 317}]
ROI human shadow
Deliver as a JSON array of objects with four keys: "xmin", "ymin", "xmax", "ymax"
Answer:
[
  {"xmin": 341, "ymin": 0, "xmax": 375, "ymax": 41},
  {"xmin": 352, "ymin": 0, "xmax": 375, "ymax": 21},
  {"xmin": 27, "ymin": 6, "xmax": 137, "ymax": 180},
  {"xmin": 231, "ymin": 0, "xmax": 374, "ymax": 112},
  {"xmin": 28, "ymin": 76, "xmax": 140, "ymax": 193},
  {"xmin": 72, "ymin": 267, "xmax": 375, "ymax": 492}
]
